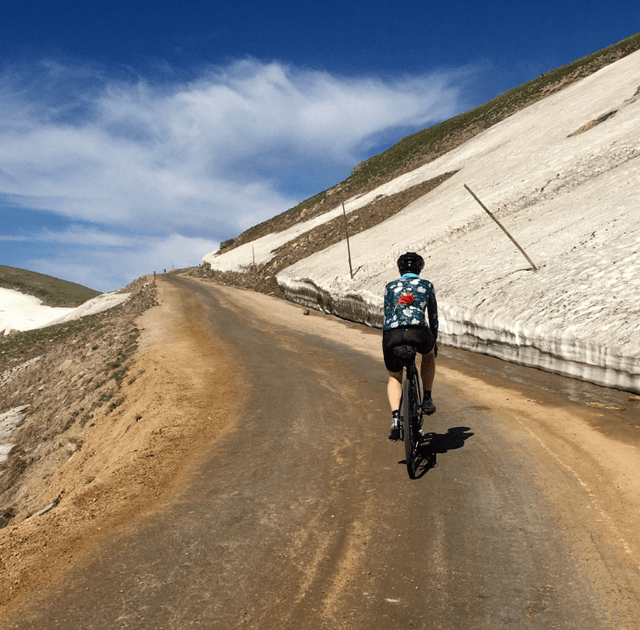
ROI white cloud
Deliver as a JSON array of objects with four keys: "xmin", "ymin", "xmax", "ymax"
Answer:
[
  {"xmin": 34, "ymin": 226, "xmax": 140, "ymax": 247},
  {"xmin": 1, "ymin": 57, "xmax": 477, "ymax": 290},
  {"xmin": 0, "ymin": 59, "xmax": 472, "ymax": 232},
  {"xmin": 27, "ymin": 232, "xmax": 219, "ymax": 292}
]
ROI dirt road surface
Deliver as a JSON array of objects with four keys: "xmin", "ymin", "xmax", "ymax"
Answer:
[{"xmin": 2, "ymin": 276, "xmax": 640, "ymax": 629}]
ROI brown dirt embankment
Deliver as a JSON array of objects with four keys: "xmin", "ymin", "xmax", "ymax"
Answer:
[{"xmin": 0, "ymin": 277, "xmax": 236, "ymax": 616}]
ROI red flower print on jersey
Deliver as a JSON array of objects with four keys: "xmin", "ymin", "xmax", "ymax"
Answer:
[{"xmin": 397, "ymin": 293, "xmax": 414, "ymax": 306}]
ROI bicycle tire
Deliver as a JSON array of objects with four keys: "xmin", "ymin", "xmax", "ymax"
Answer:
[{"xmin": 402, "ymin": 363, "xmax": 421, "ymax": 479}]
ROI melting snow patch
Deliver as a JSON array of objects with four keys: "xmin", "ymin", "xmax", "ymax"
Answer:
[
  {"xmin": 1, "ymin": 357, "xmax": 41, "ymax": 389},
  {"xmin": 0, "ymin": 405, "xmax": 29, "ymax": 465},
  {"xmin": 1, "ymin": 288, "xmax": 130, "ymax": 335}
]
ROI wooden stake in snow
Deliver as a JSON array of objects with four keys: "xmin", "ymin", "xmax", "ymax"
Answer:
[
  {"xmin": 342, "ymin": 202, "xmax": 354, "ymax": 279},
  {"xmin": 464, "ymin": 184, "xmax": 538, "ymax": 272}
]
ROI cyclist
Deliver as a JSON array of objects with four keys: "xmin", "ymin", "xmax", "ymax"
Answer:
[{"xmin": 382, "ymin": 252, "xmax": 438, "ymax": 440}]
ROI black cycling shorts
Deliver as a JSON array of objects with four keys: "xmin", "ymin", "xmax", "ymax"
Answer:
[{"xmin": 382, "ymin": 327, "xmax": 435, "ymax": 373}]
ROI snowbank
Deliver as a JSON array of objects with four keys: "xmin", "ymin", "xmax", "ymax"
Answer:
[
  {"xmin": 0, "ymin": 405, "xmax": 28, "ymax": 465},
  {"xmin": 0, "ymin": 288, "xmax": 130, "ymax": 335}
]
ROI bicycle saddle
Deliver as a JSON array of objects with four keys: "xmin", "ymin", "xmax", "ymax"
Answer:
[{"xmin": 393, "ymin": 344, "xmax": 417, "ymax": 365}]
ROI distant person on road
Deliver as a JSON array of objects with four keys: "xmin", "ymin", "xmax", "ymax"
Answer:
[{"xmin": 382, "ymin": 252, "xmax": 438, "ymax": 440}]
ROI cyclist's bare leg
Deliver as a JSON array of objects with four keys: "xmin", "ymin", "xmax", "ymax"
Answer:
[
  {"xmin": 387, "ymin": 369, "xmax": 404, "ymax": 440},
  {"xmin": 420, "ymin": 348, "xmax": 437, "ymax": 415},
  {"xmin": 387, "ymin": 370, "xmax": 403, "ymax": 411},
  {"xmin": 420, "ymin": 348, "xmax": 436, "ymax": 392}
]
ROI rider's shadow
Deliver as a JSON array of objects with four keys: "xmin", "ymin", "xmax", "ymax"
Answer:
[{"xmin": 410, "ymin": 427, "xmax": 474, "ymax": 478}]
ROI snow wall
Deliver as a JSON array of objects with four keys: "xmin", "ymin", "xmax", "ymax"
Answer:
[{"xmin": 277, "ymin": 276, "xmax": 640, "ymax": 394}]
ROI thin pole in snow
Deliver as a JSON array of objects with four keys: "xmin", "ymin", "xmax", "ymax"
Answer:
[
  {"xmin": 464, "ymin": 184, "xmax": 538, "ymax": 272},
  {"xmin": 342, "ymin": 202, "xmax": 354, "ymax": 279}
]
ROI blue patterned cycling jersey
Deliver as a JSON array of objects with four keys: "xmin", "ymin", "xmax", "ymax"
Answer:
[{"xmin": 382, "ymin": 273, "xmax": 438, "ymax": 336}]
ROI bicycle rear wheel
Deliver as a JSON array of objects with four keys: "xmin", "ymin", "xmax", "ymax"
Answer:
[{"xmin": 402, "ymin": 363, "xmax": 422, "ymax": 479}]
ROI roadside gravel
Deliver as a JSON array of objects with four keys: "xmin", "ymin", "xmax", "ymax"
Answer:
[{"xmin": 0, "ymin": 276, "xmax": 236, "ymax": 615}]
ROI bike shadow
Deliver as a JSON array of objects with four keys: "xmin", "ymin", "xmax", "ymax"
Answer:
[{"xmin": 402, "ymin": 426, "xmax": 474, "ymax": 478}]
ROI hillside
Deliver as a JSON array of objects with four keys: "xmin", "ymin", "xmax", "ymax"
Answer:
[
  {"xmin": 0, "ymin": 267, "xmax": 134, "ymax": 336},
  {"xmin": 1, "ymin": 278, "xmax": 157, "ymax": 518},
  {"xmin": 217, "ymin": 32, "xmax": 640, "ymax": 254},
  {"xmin": 0, "ymin": 266, "xmax": 100, "ymax": 308},
  {"xmin": 201, "ymin": 36, "xmax": 640, "ymax": 394}
]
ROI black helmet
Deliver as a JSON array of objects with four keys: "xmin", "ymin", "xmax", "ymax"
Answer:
[{"xmin": 397, "ymin": 251, "xmax": 424, "ymax": 275}]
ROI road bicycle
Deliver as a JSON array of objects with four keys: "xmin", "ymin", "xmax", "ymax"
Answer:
[{"xmin": 394, "ymin": 344, "xmax": 423, "ymax": 479}]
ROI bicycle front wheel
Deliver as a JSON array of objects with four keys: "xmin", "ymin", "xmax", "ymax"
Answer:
[{"xmin": 402, "ymin": 364, "xmax": 421, "ymax": 479}]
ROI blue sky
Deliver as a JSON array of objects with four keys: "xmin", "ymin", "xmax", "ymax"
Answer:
[{"xmin": 1, "ymin": 0, "xmax": 638, "ymax": 292}]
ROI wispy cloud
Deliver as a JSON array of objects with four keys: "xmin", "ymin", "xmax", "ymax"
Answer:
[
  {"xmin": 1, "ymin": 58, "xmax": 476, "ymax": 289},
  {"xmin": 27, "ymin": 232, "xmax": 220, "ymax": 291},
  {"xmin": 33, "ymin": 226, "xmax": 139, "ymax": 247}
]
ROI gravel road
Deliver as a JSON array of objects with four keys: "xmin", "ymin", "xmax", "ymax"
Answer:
[{"xmin": 3, "ymin": 276, "xmax": 639, "ymax": 629}]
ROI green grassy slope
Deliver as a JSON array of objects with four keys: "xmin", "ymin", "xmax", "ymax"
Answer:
[
  {"xmin": 0, "ymin": 266, "xmax": 101, "ymax": 307},
  {"xmin": 220, "ymin": 32, "xmax": 640, "ymax": 253}
]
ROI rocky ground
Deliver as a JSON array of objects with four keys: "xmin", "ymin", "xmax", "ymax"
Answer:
[
  {"xmin": 0, "ymin": 275, "xmax": 238, "ymax": 614},
  {"xmin": 0, "ymin": 278, "xmax": 158, "ymax": 525}
]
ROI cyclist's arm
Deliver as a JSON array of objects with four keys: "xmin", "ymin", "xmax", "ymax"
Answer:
[
  {"xmin": 428, "ymin": 291, "xmax": 438, "ymax": 340},
  {"xmin": 383, "ymin": 285, "xmax": 395, "ymax": 316}
]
